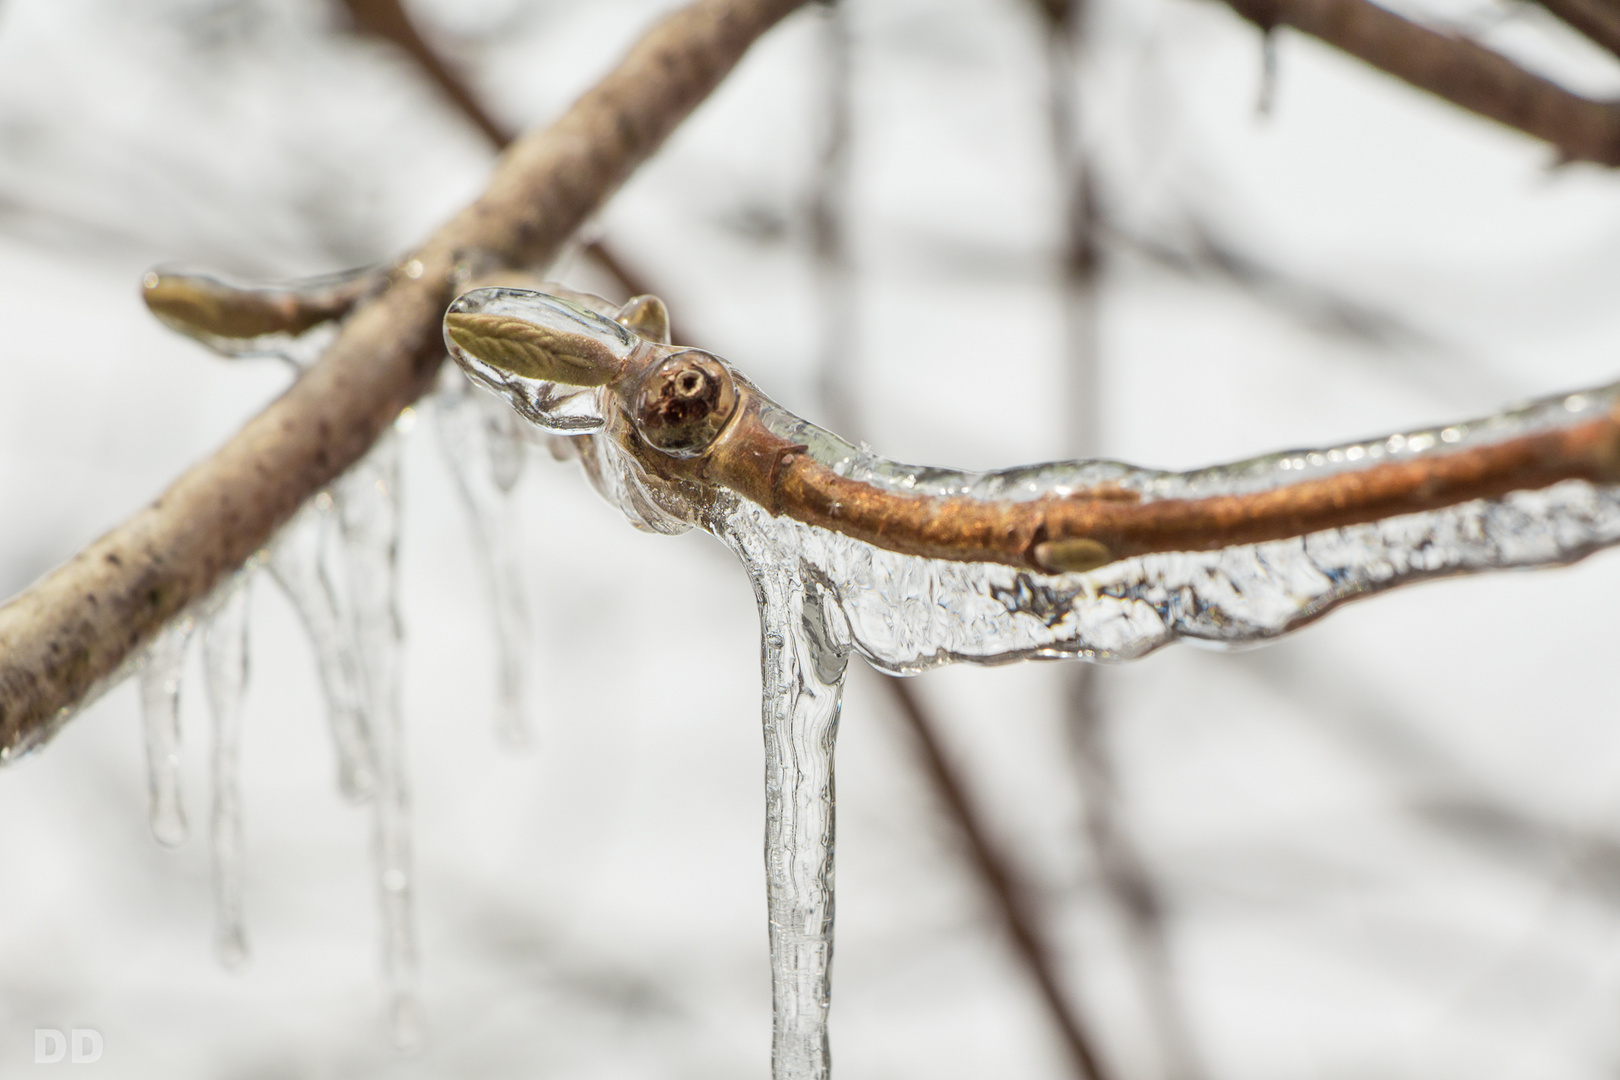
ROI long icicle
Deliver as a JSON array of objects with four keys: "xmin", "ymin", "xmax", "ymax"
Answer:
[
  {"xmin": 333, "ymin": 430, "xmax": 422, "ymax": 1050},
  {"xmin": 202, "ymin": 575, "xmax": 253, "ymax": 969},
  {"xmin": 433, "ymin": 372, "xmax": 534, "ymax": 748},
  {"xmin": 725, "ymin": 514, "xmax": 850, "ymax": 1080},
  {"xmin": 267, "ymin": 495, "xmax": 376, "ymax": 803},
  {"xmin": 140, "ymin": 617, "xmax": 196, "ymax": 848}
]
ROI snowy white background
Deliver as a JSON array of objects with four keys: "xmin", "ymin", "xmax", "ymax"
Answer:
[{"xmin": 3, "ymin": 0, "xmax": 1620, "ymax": 1077}]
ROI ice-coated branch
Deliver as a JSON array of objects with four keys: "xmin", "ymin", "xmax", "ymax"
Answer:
[
  {"xmin": 445, "ymin": 288, "xmax": 1620, "ymax": 576},
  {"xmin": 1221, "ymin": 0, "xmax": 1620, "ymax": 165},
  {"xmin": 0, "ymin": 0, "xmax": 811, "ymax": 761}
]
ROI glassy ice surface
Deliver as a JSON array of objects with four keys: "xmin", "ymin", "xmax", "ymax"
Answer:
[
  {"xmin": 266, "ymin": 495, "xmax": 375, "ymax": 802},
  {"xmin": 141, "ymin": 265, "xmax": 372, "ymax": 368},
  {"xmin": 331, "ymin": 431, "xmax": 422, "ymax": 1050},
  {"xmin": 202, "ymin": 574, "xmax": 252, "ymax": 970},
  {"xmin": 726, "ymin": 506, "xmax": 848, "ymax": 1080},
  {"xmin": 444, "ymin": 288, "xmax": 634, "ymax": 434},
  {"xmin": 433, "ymin": 370, "xmax": 534, "ymax": 748},
  {"xmin": 139, "ymin": 616, "xmax": 195, "ymax": 849}
]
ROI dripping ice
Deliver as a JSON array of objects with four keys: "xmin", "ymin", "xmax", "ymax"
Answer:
[
  {"xmin": 116, "ymin": 424, "xmax": 424, "ymax": 1046},
  {"xmin": 432, "ymin": 368, "xmax": 535, "ymax": 748}
]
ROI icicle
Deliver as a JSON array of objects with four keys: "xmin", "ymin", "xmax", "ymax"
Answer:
[
  {"xmin": 433, "ymin": 371, "xmax": 534, "ymax": 748},
  {"xmin": 202, "ymin": 575, "xmax": 252, "ymax": 970},
  {"xmin": 332, "ymin": 431, "xmax": 422, "ymax": 1050},
  {"xmin": 722, "ymin": 513, "xmax": 849, "ymax": 1080},
  {"xmin": 266, "ymin": 495, "xmax": 375, "ymax": 802},
  {"xmin": 139, "ymin": 617, "xmax": 195, "ymax": 848}
]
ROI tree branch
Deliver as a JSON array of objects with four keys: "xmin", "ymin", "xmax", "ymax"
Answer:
[
  {"xmin": 0, "ymin": 0, "xmax": 810, "ymax": 759},
  {"xmin": 1532, "ymin": 0, "xmax": 1620, "ymax": 64},
  {"xmin": 1222, "ymin": 0, "xmax": 1620, "ymax": 165}
]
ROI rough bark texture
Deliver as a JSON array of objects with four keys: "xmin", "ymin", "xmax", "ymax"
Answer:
[
  {"xmin": 0, "ymin": 0, "xmax": 809, "ymax": 758},
  {"xmin": 1225, "ymin": 0, "xmax": 1620, "ymax": 165}
]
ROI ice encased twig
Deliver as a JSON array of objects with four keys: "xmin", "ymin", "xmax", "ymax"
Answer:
[
  {"xmin": 433, "ymin": 371, "xmax": 534, "ymax": 748},
  {"xmin": 445, "ymin": 285, "xmax": 1620, "ymax": 1080}
]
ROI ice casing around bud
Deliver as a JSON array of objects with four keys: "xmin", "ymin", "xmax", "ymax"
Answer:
[{"xmin": 443, "ymin": 288, "xmax": 641, "ymax": 434}]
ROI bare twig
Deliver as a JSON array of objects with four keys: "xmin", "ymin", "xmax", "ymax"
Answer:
[
  {"xmin": 1221, "ymin": 0, "xmax": 1620, "ymax": 165},
  {"xmin": 878, "ymin": 673, "xmax": 1114, "ymax": 1080},
  {"xmin": 336, "ymin": 0, "xmax": 673, "ymax": 327},
  {"xmin": 0, "ymin": 0, "xmax": 810, "ymax": 758},
  {"xmin": 1532, "ymin": 0, "xmax": 1620, "ymax": 63}
]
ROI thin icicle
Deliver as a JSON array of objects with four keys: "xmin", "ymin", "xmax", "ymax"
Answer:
[
  {"xmin": 724, "ymin": 512, "xmax": 849, "ymax": 1080},
  {"xmin": 433, "ymin": 370, "xmax": 534, "ymax": 748},
  {"xmin": 202, "ymin": 575, "xmax": 252, "ymax": 970},
  {"xmin": 266, "ymin": 494, "xmax": 375, "ymax": 803},
  {"xmin": 332, "ymin": 430, "xmax": 422, "ymax": 1050},
  {"xmin": 140, "ymin": 617, "xmax": 195, "ymax": 848}
]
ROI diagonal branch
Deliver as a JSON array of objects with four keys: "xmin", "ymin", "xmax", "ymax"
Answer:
[
  {"xmin": 1532, "ymin": 0, "xmax": 1620, "ymax": 64},
  {"xmin": 1222, "ymin": 0, "xmax": 1620, "ymax": 165},
  {"xmin": 0, "ymin": 0, "xmax": 810, "ymax": 759}
]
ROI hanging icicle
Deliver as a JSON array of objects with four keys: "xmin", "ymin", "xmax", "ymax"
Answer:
[
  {"xmin": 433, "ymin": 368, "xmax": 535, "ymax": 748},
  {"xmin": 201, "ymin": 573, "xmax": 253, "ymax": 970},
  {"xmin": 266, "ymin": 495, "xmax": 376, "ymax": 803},
  {"xmin": 331, "ymin": 429, "xmax": 422, "ymax": 1050},
  {"xmin": 139, "ymin": 616, "xmax": 196, "ymax": 849}
]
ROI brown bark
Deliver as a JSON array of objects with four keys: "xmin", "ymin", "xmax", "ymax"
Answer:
[
  {"xmin": 0, "ymin": 0, "xmax": 810, "ymax": 759},
  {"xmin": 1533, "ymin": 0, "xmax": 1620, "ymax": 62}
]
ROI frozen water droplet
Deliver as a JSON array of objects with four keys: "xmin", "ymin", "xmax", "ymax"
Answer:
[{"xmin": 140, "ymin": 618, "xmax": 194, "ymax": 848}]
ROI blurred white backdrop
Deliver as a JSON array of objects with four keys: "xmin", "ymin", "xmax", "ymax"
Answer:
[{"xmin": 3, "ymin": 0, "xmax": 1620, "ymax": 1077}]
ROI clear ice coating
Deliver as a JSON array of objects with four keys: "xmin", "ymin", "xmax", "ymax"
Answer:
[
  {"xmin": 202, "ymin": 574, "xmax": 252, "ymax": 969},
  {"xmin": 446, "ymin": 286, "xmax": 1620, "ymax": 1080},
  {"xmin": 139, "ymin": 616, "xmax": 195, "ymax": 849},
  {"xmin": 266, "ymin": 495, "xmax": 376, "ymax": 802},
  {"xmin": 331, "ymin": 431, "xmax": 422, "ymax": 1050},
  {"xmin": 433, "ymin": 370, "xmax": 534, "ymax": 748},
  {"xmin": 140, "ymin": 264, "xmax": 379, "ymax": 368}
]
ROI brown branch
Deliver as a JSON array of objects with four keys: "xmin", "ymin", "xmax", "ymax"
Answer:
[
  {"xmin": 0, "ymin": 0, "xmax": 810, "ymax": 759},
  {"xmin": 638, "ymin": 388, "xmax": 1620, "ymax": 574},
  {"xmin": 1222, "ymin": 0, "xmax": 1620, "ymax": 165},
  {"xmin": 1532, "ymin": 0, "xmax": 1620, "ymax": 64},
  {"xmin": 878, "ymin": 673, "xmax": 1113, "ymax": 1080},
  {"xmin": 336, "ymin": 0, "xmax": 674, "ymax": 328}
]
